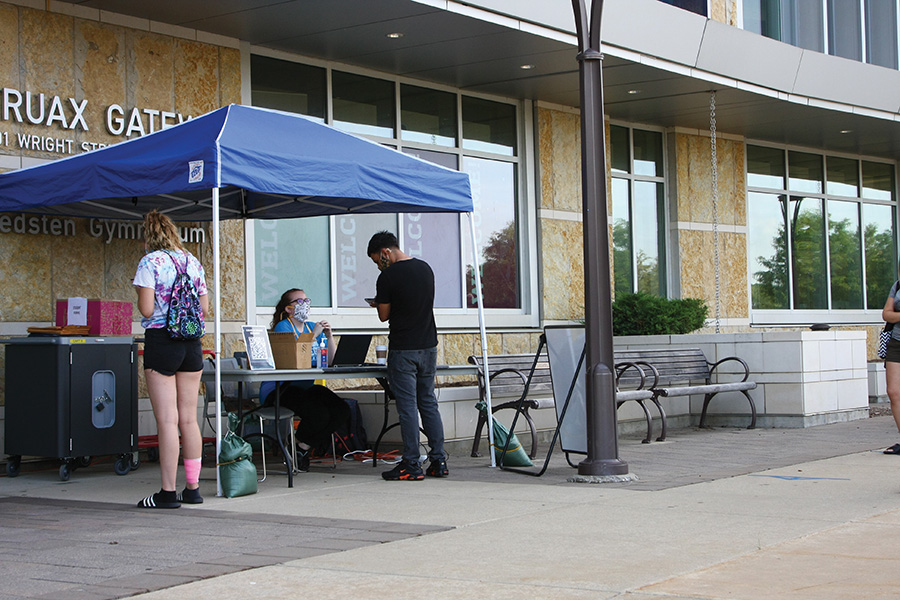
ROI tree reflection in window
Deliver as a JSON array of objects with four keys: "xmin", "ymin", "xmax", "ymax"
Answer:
[{"xmin": 749, "ymin": 148, "xmax": 897, "ymax": 311}]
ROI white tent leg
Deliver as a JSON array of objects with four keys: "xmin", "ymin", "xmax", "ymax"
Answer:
[
  {"xmin": 213, "ymin": 187, "xmax": 223, "ymax": 497},
  {"xmin": 468, "ymin": 213, "xmax": 495, "ymax": 467}
]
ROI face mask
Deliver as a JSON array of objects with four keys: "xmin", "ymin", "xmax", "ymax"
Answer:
[
  {"xmin": 291, "ymin": 302, "xmax": 310, "ymax": 322},
  {"xmin": 379, "ymin": 252, "xmax": 391, "ymax": 271}
]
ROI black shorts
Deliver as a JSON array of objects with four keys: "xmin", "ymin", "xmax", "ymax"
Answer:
[
  {"xmin": 143, "ymin": 327, "xmax": 203, "ymax": 375},
  {"xmin": 886, "ymin": 337, "xmax": 900, "ymax": 363}
]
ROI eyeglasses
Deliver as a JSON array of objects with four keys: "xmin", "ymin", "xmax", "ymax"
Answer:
[{"xmin": 290, "ymin": 297, "xmax": 311, "ymax": 305}]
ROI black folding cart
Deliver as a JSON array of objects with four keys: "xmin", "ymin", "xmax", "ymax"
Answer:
[{"xmin": 3, "ymin": 335, "xmax": 138, "ymax": 481}]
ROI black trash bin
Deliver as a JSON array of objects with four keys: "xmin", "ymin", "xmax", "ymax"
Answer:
[{"xmin": 3, "ymin": 335, "xmax": 138, "ymax": 481}]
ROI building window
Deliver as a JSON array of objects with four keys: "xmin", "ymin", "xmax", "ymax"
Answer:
[
  {"xmin": 611, "ymin": 125, "xmax": 666, "ymax": 298},
  {"xmin": 250, "ymin": 56, "xmax": 522, "ymax": 317},
  {"xmin": 747, "ymin": 144, "xmax": 897, "ymax": 317},
  {"xmin": 658, "ymin": 0, "xmax": 708, "ymax": 17},
  {"xmin": 744, "ymin": 0, "xmax": 899, "ymax": 69}
]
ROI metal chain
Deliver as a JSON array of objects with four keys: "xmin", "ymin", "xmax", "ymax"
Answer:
[{"xmin": 710, "ymin": 91, "xmax": 721, "ymax": 333}]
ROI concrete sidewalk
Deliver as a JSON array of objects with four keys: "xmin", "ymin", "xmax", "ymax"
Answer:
[{"xmin": 2, "ymin": 416, "xmax": 900, "ymax": 599}]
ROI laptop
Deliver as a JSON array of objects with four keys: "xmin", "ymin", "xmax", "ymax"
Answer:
[{"xmin": 325, "ymin": 334, "xmax": 379, "ymax": 370}]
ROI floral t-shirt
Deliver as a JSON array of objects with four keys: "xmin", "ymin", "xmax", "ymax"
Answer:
[{"xmin": 133, "ymin": 250, "xmax": 208, "ymax": 329}]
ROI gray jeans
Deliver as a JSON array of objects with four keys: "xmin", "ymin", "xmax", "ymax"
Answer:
[{"xmin": 387, "ymin": 347, "xmax": 444, "ymax": 465}]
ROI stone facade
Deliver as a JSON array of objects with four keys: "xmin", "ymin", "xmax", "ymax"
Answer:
[{"xmin": 0, "ymin": 4, "xmax": 243, "ymax": 410}]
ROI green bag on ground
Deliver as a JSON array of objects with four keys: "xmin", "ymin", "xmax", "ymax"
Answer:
[
  {"xmin": 476, "ymin": 401, "xmax": 534, "ymax": 467},
  {"xmin": 218, "ymin": 412, "xmax": 258, "ymax": 498}
]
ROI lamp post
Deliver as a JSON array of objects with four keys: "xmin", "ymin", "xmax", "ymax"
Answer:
[{"xmin": 571, "ymin": 0, "xmax": 630, "ymax": 479}]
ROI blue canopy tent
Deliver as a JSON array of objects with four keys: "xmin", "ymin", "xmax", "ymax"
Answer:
[{"xmin": 0, "ymin": 104, "xmax": 499, "ymax": 487}]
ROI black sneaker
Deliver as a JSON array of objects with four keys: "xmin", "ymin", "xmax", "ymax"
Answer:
[
  {"xmin": 295, "ymin": 449, "xmax": 311, "ymax": 473},
  {"xmin": 425, "ymin": 459, "xmax": 448, "ymax": 478},
  {"xmin": 381, "ymin": 461, "xmax": 424, "ymax": 481}
]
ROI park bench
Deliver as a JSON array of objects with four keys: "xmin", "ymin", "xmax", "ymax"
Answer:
[
  {"xmin": 468, "ymin": 351, "xmax": 658, "ymax": 458},
  {"xmin": 613, "ymin": 347, "xmax": 758, "ymax": 442}
]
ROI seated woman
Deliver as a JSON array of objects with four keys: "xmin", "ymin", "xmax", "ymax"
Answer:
[{"xmin": 259, "ymin": 288, "xmax": 349, "ymax": 471}]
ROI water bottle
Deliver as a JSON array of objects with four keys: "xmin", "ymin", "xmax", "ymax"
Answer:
[{"xmin": 319, "ymin": 338, "xmax": 328, "ymax": 369}]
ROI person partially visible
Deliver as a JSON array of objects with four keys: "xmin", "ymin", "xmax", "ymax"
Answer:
[
  {"xmin": 882, "ymin": 268, "xmax": 900, "ymax": 455},
  {"xmin": 259, "ymin": 288, "xmax": 347, "ymax": 471},
  {"xmin": 366, "ymin": 231, "xmax": 447, "ymax": 481},
  {"xmin": 133, "ymin": 210, "xmax": 208, "ymax": 508}
]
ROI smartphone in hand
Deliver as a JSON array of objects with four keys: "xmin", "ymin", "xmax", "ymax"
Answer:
[{"xmin": 364, "ymin": 297, "xmax": 376, "ymax": 306}]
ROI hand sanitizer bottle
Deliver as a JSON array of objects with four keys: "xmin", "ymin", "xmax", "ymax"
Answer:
[{"xmin": 319, "ymin": 338, "xmax": 328, "ymax": 369}]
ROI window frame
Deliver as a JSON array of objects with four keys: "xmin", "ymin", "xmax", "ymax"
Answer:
[
  {"xmin": 746, "ymin": 140, "xmax": 898, "ymax": 326},
  {"xmin": 243, "ymin": 47, "xmax": 540, "ymax": 331},
  {"xmin": 743, "ymin": 0, "xmax": 900, "ymax": 69},
  {"xmin": 609, "ymin": 121, "xmax": 669, "ymax": 299}
]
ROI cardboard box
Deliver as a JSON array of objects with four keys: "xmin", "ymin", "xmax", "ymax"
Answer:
[
  {"xmin": 55, "ymin": 299, "xmax": 133, "ymax": 336},
  {"xmin": 268, "ymin": 331, "xmax": 315, "ymax": 369}
]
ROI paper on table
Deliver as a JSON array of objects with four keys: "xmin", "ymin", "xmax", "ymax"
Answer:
[{"xmin": 67, "ymin": 297, "xmax": 88, "ymax": 326}]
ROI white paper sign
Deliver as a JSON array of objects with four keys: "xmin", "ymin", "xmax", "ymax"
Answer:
[{"xmin": 67, "ymin": 297, "xmax": 88, "ymax": 326}]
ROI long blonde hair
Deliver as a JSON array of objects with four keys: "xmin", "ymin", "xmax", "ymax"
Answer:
[{"xmin": 143, "ymin": 210, "xmax": 184, "ymax": 253}]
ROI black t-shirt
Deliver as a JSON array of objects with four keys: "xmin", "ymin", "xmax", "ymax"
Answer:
[{"xmin": 374, "ymin": 257, "xmax": 437, "ymax": 350}]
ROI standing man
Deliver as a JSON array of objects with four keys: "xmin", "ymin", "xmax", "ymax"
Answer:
[{"xmin": 367, "ymin": 231, "xmax": 448, "ymax": 480}]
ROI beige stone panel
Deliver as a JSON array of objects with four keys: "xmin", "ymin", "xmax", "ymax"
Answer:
[
  {"xmin": 75, "ymin": 20, "xmax": 126, "ymax": 148},
  {"xmin": 866, "ymin": 324, "xmax": 882, "ymax": 361},
  {"xmin": 175, "ymin": 40, "xmax": 220, "ymax": 117},
  {"xmin": 218, "ymin": 220, "xmax": 246, "ymax": 321},
  {"xmin": 538, "ymin": 107, "xmax": 581, "ymax": 213},
  {"xmin": 677, "ymin": 133, "xmax": 714, "ymax": 224},
  {"xmin": 0, "ymin": 5, "xmax": 19, "ymax": 89},
  {"xmin": 677, "ymin": 132, "xmax": 746, "ymax": 227},
  {"xmin": 541, "ymin": 218, "xmax": 585, "ymax": 321},
  {"xmin": 487, "ymin": 332, "xmax": 504, "ymax": 356},
  {"xmin": 720, "ymin": 231, "xmax": 749, "ymax": 319},
  {"xmin": 537, "ymin": 108, "xmax": 553, "ymax": 209},
  {"xmin": 710, "ymin": 0, "xmax": 726, "ymax": 22},
  {"xmin": 50, "ymin": 234, "xmax": 105, "ymax": 304},
  {"xmin": 103, "ymin": 234, "xmax": 146, "ymax": 321},
  {"xmin": 550, "ymin": 111, "xmax": 582, "ymax": 213},
  {"xmin": 130, "ymin": 31, "xmax": 175, "ymax": 113},
  {"xmin": 441, "ymin": 333, "xmax": 478, "ymax": 366},
  {"xmin": 678, "ymin": 229, "xmax": 716, "ymax": 306},
  {"xmin": 198, "ymin": 221, "xmax": 244, "ymax": 321},
  {"xmin": 0, "ymin": 233, "xmax": 52, "ymax": 321},
  {"xmin": 715, "ymin": 137, "xmax": 741, "ymax": 227},
  {"xmin": 218, "ymin": 47, "xmax": 241, "ymax": 105},
  {"xmin": 503, "ymin": 332, "xmax": 540, "ymax": 355},
  {"xmin": 20, "ymin": 8, "xmax": 76, "ymax": 159}
]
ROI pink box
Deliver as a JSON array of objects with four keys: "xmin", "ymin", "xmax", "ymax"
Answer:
[{"xmin": 56, "ymin": 299, "xmax": 133, "ymax": 336}]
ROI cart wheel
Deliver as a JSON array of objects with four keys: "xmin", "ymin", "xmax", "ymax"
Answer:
[
  {"xmin": 77, "ymin": 456, "xmax": 92, "ymax": 468},
  {"xmin": 114, "ymin": 456, "xmax": 131, "ymax": 476},
  {"xmin": 59, "ymin": 464, "xmax": 71, "ymax": 482},
  {"xmin": 130, "ymin": 453, "xmax": 140, "ymax": 471},
  {"xmin": 6, "ymin": 456, "xmax": 21, "ymax": 477},
  {"xmin": 147, "ymin": 447, "xmax": 159, "ymax": 463}
]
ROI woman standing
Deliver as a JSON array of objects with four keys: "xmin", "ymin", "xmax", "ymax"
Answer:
[
  {"xmin": 883, "ymin": 270, "xmax": 900, "ymax": 455},
  {"xmin": 133, "ymin": 210, "xmax": 209, "ymax": 507}
]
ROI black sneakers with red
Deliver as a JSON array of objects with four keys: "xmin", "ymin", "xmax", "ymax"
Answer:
[
  {"xmin": 381, "ymin": 461, "xmax": 424, "ymax": 481},
  {"xmin": 425, "ymin": 458, "xmax": 448, "ymax": 477}
]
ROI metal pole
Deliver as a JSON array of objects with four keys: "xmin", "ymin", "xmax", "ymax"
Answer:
[
  {"xmin": 571, "ymin": 0, "xmax": 629, "ymax": 477},
  {"xmin": 468, "ymin": 213, "xmax": 496, "ymax": 467},
  {"xmin": 213, "ymin": 186, "xmax": 223, "ymax": 497}
]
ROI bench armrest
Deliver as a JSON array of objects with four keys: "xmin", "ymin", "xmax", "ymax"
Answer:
[
  {"xmin": 615, "ymin": 360, "xmax": 658, "ymax": 390},
  {"xmin": 707, "ymin": 356, "xmax": 751, "ymax": 383}
]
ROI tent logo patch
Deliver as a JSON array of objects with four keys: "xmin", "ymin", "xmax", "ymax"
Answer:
[{"xmin": 188, "ymin": 160, "xmax": 203, "ymax": 183}]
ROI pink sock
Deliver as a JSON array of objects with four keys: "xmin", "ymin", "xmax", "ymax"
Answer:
[{"xmin": 184, "ymin": 458, "xmax": 201, "ymax": 486}]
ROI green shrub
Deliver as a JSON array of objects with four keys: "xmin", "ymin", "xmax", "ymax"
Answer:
[{"xmin": 611, "ymin": 292, "xmax": 709, "ymax": 336}]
